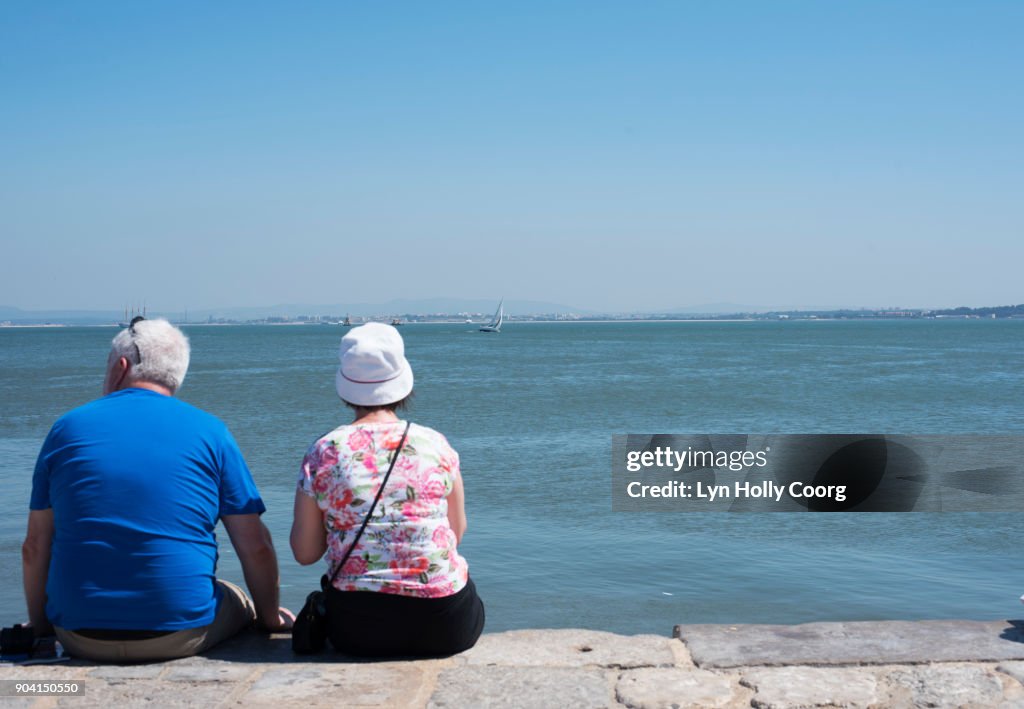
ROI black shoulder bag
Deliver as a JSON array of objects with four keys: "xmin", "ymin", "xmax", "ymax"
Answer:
[{"xmin": 292, "ymin": 421, "xmax": 411, "ymax": 654}]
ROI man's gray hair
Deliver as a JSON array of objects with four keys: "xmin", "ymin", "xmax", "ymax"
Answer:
[{"xmin": 111, "ymin": 318, "xmax": 190, "ymax": 392}]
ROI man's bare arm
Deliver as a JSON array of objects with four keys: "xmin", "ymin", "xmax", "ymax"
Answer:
[
  {"xmin": 22, "ymin": 509, "xmax": 54, "ymax": 635},
  {"xmin": 221, "ymin": 514, "xmax": 293, "ymax": 631}
]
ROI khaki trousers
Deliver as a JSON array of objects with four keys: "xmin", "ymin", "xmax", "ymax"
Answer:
[{"xmin": 55, "ymin": 579, "xmax": 256, "ymax": 662}]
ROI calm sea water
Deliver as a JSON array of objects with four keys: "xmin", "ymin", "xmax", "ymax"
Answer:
[{"xmin": 1, "ymin": 320, "xmax": 1022, "ymax": 634}]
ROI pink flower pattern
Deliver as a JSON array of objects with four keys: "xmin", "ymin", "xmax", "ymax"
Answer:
[{"xmin": 298, "ymin": 421, "xmax": 468, "ymax": 598}]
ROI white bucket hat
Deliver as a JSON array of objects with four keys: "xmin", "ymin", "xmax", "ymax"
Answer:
[{"xmin": 335, "ymin": 322, "xmax": 414, "ymax": 406}]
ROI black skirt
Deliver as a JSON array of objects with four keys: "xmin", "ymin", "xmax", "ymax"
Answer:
[{"xmin": 325, "ymin": 577, "xmax": 485, "ymax": 657}]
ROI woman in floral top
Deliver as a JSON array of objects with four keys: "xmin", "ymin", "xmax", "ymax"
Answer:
[{"xmin": 290, "ymin": 323, "xmax": 484, "ymax": 656}]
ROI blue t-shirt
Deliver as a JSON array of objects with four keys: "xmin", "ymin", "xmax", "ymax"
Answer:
[{"xmin": 30, "ymin": 388, "xmax": 265, "ymax": 631}]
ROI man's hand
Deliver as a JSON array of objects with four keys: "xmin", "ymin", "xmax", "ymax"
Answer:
[{"xmin": 260, "ymin": 607, "xmax": 296, "ymax": 633}]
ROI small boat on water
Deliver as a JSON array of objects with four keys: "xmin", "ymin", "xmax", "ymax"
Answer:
[
  {"xmin": 342, "ymin": 315, "xmax": 352, "ymax": 326},
  {"xmin": 391, "ymin": 317, "xmax": 402, "ymax": 326},
  {"xmin": 479, "ymin": 299, "xmax": 503, "ymax": 333}
]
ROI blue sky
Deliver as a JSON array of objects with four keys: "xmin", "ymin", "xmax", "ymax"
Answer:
[{"xmin": 1, "ymin": 1, "xmax": 1021, "ymax": 312}]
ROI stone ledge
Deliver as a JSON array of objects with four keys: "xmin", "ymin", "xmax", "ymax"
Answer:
[
  {"xmin": 675, "ymin": 619, "xmax": 1024, "ymax": 669},
  {"xmin": 3, "ymin": 622, "xmax": 1024, "ymax": 707}
]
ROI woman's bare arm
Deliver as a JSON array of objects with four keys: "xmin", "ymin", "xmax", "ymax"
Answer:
[
  {"xmin": 290, "ymin": 490, "xmax": 328, "ymax": 565},
  {"xmin": 446, "ymin": 473, "xmax": 467, "ymax": 545}
]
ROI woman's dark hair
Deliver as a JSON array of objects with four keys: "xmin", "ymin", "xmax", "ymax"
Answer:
[{"xmin": 343, "ymin": 391, "xmax": 413, "ymax": 414}]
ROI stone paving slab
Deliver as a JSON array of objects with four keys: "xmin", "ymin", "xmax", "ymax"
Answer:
[
  {"xmin": 427, "ymin": 666, "xmax": 610, "ymax": 709},
  {"xmin": 885, "ymin": 664, "xmax": 1010, "ymax": 708},
  {"xmin": 86, "ymin": 664, "xmax": 163, "ymax": 680},
  {"xmin": 239, "ymin": 664, "xmax": 430, "ymax": 708},
  {"xmin": 676, "ymin": 619, "xmax": 1024, "ymax": 668},
  {"xmin": 997, "ymin": 660, "xmax": 1024, "ymax": 686},
  {"xmin": 0, "ymin": 699, "xmax": 33, "ymax": 709},
  {"xmin": 458, "ymin": 629, "xmax": 678, "ymax": 669},
  {"xmin": 57, "ymin": 679, "xmax": 236, "ymax": 707},
  {"xmin": 741, "ymin": 666, "xmax": 880, "ymax": 708},
  {"xmin": 616, "ymin": 667, "xmax": 739, "ymax": 708},
  {"xmin": 162, "ymin": 661, "xmax": 255, "ymax": 683},
  {"xmin": 0, "ymin": 665, "xmax": 90, "ymax": 680}
]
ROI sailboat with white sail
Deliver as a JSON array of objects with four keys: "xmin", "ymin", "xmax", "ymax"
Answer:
[{"xmin": 479, "ymin": 299, "xmax": 503, "ymax": 333}]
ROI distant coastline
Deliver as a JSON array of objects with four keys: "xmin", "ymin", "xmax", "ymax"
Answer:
[{"xmin": 2, "ymin": 303, "xmax": 1022, "ymax": 328}]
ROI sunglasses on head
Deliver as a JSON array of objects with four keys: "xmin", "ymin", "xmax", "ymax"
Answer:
[{"xmin": 128, "ymin": 316, "xmax": 145, "ymax": 362}]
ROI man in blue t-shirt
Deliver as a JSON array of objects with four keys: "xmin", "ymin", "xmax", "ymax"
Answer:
[{"xmin": 23, "ymin": 317, "xmax": 294, "ymax": 661}]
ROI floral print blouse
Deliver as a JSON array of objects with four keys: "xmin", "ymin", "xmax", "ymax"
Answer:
[{"xmin": 297, "ymin": 420, "xmax": 468, "ymax": 598}]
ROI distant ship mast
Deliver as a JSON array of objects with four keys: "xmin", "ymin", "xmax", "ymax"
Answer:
[{"xmin": 118, "ymin": 303, "xmax": 146, "ymax": 327}]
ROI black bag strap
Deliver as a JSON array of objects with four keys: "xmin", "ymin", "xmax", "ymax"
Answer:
[{"xmin": 323, "ymin": 421, "xmax": 411, "ymax": 591}]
